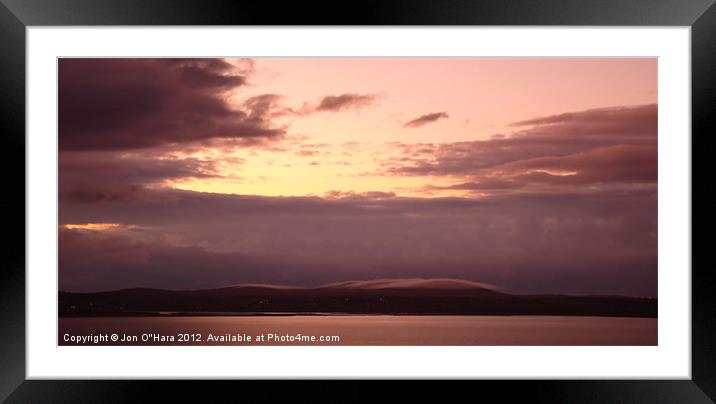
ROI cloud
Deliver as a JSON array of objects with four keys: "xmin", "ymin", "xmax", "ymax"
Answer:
[
  {"xmin": 56, "ymin": 62, "xmax": 658, "ymax": 298},
  {"xmin": 65, "ymin": 186, "xmax": 146, "ymax": 205},
  {"xmin": 58, "ymin": 148, "xmax": 232, "ymax": 207},
  {"xmin": 60, "ymin": 151, "xmax": 220, "ymax": 184},
  {"xmin": 502, "ymin": 144, "xmax": 658, "ymax": 185},
  {"xmin": 315, "ymin": 93, "xmax": 376, "ymax": 112},
  {"xmin": 59, "ymin": 58, "xmax": 284, "ymax": 151},
  {"xmin": 59, "ymin": 187, "xmax": 656, "ymax": 295},
  {"xmin": 320, "ymin": 278, "xmax": 499, "ymax": 290},
  {"xmin": 382, "ymin": 104, "xmax": 657, "ymax": 192},
  {"xmin": 404, "ymin": 112, "xmax": 449, "ymax": 128},
  {"xmin": 512, "ymin": 104, "xmax": 657, "ymax": 136},
  {"xmin": 59, "ymin": 228, "xmax": 288, "ymax": 291},
  {"xmin": 324, "ymin": 190, "xmax": 397, "ymax": 200},
  {"xmin": 424, "ymin": 144, "xmax": 657, "ymax": 194},
  {"xmin": 295, "ymin": 149, "xmax": 320, "ymax": 157},
  {"xmin": 426, "ymin": 179, "xmax": 522, "ymax": 192}
]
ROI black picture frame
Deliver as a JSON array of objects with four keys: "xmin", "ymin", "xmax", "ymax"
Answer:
[{"xmin": 0, "ymin": 0, "xmax": 712, "ymax": 402}]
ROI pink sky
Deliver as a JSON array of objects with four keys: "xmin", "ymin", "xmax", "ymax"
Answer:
[
  {"xmin": 244, "ymin": 58, "xmax": 656, "ymax": 142},
  {"xmin": 168, "ymin": 58, "xmax": 657, "ymax": 196}
]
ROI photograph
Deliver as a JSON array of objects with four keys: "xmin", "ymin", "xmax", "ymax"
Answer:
[
  {"xmin": 57, "ymin": 57, "xmax": 658, "ymax": 346},
  {"xmin": 2, "ymin": 0, "xmax": 710, "ymax": 399}
]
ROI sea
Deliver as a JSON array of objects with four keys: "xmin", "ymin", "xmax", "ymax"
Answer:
[{"xmin": 58, "ymin": 315, "xmax": 657, "ymax": 346}]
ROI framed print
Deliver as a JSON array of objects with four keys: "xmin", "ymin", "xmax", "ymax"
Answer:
[{"xmin": 1, "ymin": 0, "xmax": 713, "ymax": 402}]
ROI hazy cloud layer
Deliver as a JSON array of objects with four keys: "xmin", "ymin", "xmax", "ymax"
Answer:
[{"xmin": 59, "ymin": 187, "xmax": 657, "ymax": 296}]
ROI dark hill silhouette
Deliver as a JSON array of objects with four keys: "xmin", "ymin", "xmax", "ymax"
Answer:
[{"xmin": 58, "ymin": 278, "xmax": 656, "ymax": 318}]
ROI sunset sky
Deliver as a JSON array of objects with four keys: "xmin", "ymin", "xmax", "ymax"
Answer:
[{"xmin": 58, "ymin": 58, "xmax": 657, "ymax": 295}]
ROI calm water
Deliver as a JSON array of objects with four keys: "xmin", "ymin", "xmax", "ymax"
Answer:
[{"xmin": 59, "ymin": 315, "xmax": 657, "ymax": 346}]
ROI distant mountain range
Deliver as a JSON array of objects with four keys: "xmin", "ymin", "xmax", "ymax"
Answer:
[{"xmin": 59, "ymin": 278, "xmax": 657, "ymax": 318}]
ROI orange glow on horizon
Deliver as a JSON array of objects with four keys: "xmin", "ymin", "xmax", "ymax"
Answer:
[{"xmin": 63, "ymin": 223, "xmax": 124, "ymax": 231}]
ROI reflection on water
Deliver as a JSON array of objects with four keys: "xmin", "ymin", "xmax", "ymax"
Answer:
[{"xmin": 59, "ymin": 315, "xmax": 657, "ymax": 346}]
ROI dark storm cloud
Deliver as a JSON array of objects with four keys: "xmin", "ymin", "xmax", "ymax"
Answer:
[
  {"xmin": 58, "ymin": 58, "xmax": 284, "ymax": 151},
  {"xmin": 315, "ymin": 93, "xmax": 376, "ymax": 112},
  {"xmin": 403, "ymin": 112, "xmax": 450, "ymax": 128}
]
